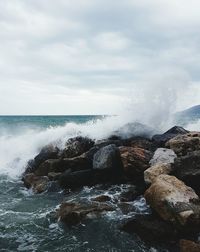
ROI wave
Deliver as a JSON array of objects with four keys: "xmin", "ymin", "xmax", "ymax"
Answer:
[{"xmin": 0, "ymin": 114, "xmax": 199, "ymax": 179}]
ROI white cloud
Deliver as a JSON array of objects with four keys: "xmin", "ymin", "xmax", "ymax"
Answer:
[{"xmin": 0, "ymin": 0, "xmax": 199, "ymax": 114}]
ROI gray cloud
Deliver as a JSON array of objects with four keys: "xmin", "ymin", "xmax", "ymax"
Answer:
[{"xmin": 0, "ymin": 0, "xmax": 200, "ymax": 114}]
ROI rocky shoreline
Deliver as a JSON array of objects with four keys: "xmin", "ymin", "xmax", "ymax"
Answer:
[{"xmin": 22, "ymin": 125, "xmax": 200, "ymax": 252}]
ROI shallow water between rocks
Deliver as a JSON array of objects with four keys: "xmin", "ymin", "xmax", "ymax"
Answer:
[{"xmin": 0, "ymin": 175, "xmax": 179, "ymax": 252}]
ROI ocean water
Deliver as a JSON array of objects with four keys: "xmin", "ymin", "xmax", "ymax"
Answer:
[{"xmin": 0, "ymin": 115, "xmax": 197, "ymax": 252}]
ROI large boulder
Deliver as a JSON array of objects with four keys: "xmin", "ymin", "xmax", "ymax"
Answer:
[
  {"xmin": 60, "ymin": 136, "xmax": 94, "ymax": 158},
  {"xmin": 23, "ymin": 173, "xmax": 49, "ymax": 193},
  {"xmin": 166, "ymin": 132, "xmax": 200, "ymax": 156},
  {"xmin": 93, "ymin": 144, "xmax": 122, "ymax": 171},
  {"xmin": 57, "ymin": 201, "xmax": 114, "ymax": 226},
  {"xmin": 144, "ymin": 163, "xmax": 172, "ymax": 185},
  {"xmin": 180, "ymin": 240, "xmax": 200, "ymax": 252},
  {"xmin": 150, "ymin": 148, "xmax": 177, "ymax": 166},
  {"xmin": 121, "ymin": 214, "xmax": 177, "ymax": 243},
  {"xmin": 35, "ymin": 154, "xmax": 91, "ymax": 176},
  {"xmin": 24, "ymin": 144, "xmax": 59, "ymax": 174},
  {"xmin": 145, "ymin": 175, "xmax": 200, "ymax": 226},
  {"xmin": 119, "ymin": 146, "xmax": 152, "ymax": 180},
  {"xmin": 58, "ymin": 169, "xmax": 93, "ymax": 188},
  {"xmin": 174, "ymin": 150, "xmax": 200, "ymax": 193},
  {"xmin": 152, "ymin": 126, "xmax": 189, "ymax": 147}
]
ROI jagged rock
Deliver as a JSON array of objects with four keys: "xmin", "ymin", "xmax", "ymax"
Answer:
[
  {"xmin": 35, "ymin": 154, "xmax": 91, "ymax": 176},
  {"xmin": 57, "ymin": 201, "xmax": 114, "ymax": 226},
  {"xmin": 121, "ymin": 214, "xmax": 177, "ymax": 243},
  {"xmin": 180, "ymin": 240, "xmax": 200, "ymax": 252},
  {"xmin": 119, "ymin": 186, "xmax": 142, "ymax": 202},
  {"xmin": 166, "ymin": 132, "xmax": 200, "ymax": 156},
  {"xmin": 152, "ymin": 126, "xmax": 189, "ymax": 147},
  {"xmin": 48, "ymin": 172, "xmax": 62, "ymax": 180},
  {"xmin": 59, "ymin": 169, "xmax": 93, "ymax": 188},
  {"xmin": 24, "ymin": 144, "xmax": 59, "ymax": 174},
  {"xmin": 119, "ymin": 146, "xmax": 152, "ymax": 180},
  {"xmin": 145, "ymin": 175, "xmax": 200, "ymax": 226},
  {"xmin": 127, "ymin": 137, "xmax": 156, "ymax": 152},
  {"xmin": 93, "ymin": 144, "xmax": 122, "ymax": 172},
  {"xmin": 150, "ymin": 148, "xmax": 177, "ymax": 166},
  {"xmin": 174, "ymin": 150, "xmax": 200, "ymax": 193},
  {"xmin": 23, "ymin": 173, "xmax": 49, "ymax": 193},
  {"xmin": 60, "ymin": 136, "xmax": 94, "ymax": 158},
  {"xmin": 95, "ymin": 139, "xmax": 123, "ymax": 148},
  {"xmin": 91, "ymin": 195, "xmax": 111, "ymax": 202},
  {"xmin": 144, "ymin": 163, "xmax": 172, "ymax": 185}
]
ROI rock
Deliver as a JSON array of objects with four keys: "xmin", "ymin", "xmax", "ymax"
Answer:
[
  {"xmin": 174, "ymin": 150, "xmax": 200, "ymax": 193},
  {"xmin": 24, "ymin": 145, "xmax": 59, "ymax": 174},
  {"xmin": 60, "ymin": 136, "xmax": 94, "ymax": 158},
  {"xmin": 93, "ymin": 144, "xmax": 122, "ymax": 172},
  {"xmin": 149, "ymin": 148, "xmax": 177, "ymax": 166},
  {"xmin": 35, "ymin": 159, "xmax": 65, "ymax": 176},
  {"xmin": 152, "ymin": 126, "xmax": 189, "ymax": 147},
  {"xmin": 145, "ymin": 175, "xmax": 200, "ymax": 226},
  {"xmin": 127, "ymin": 137, "xmax": 156, "ymax": 152},
  {"xmin": 35, "ymin": 154, "xmax": 91, "ymax": 176},
  {"xmin": 119, "ymin": 186, "xmax": 142, "ymax": 202},
  {"xmin": 166, "ymin": 132, "xmax": 200, "ymax": 156},
  {"xmin": 112, "ymin": 122, "xmax": 155, "ymax": 139},
  {"xmin": 48, "ymin": 172, "xmax": 62, "ymax": 180},
  {"xmin": 91, "ymin": 195, "xmax": 111, "ymax": 202},
  {"xmin": 95, "ymin": 139, "xmax": 124, "ymax": 148},
  {"xmin": 121, "ymin": 214, "xmax": 177, "ymax": 243},
  {"xmin": 57, "ymin": 201, "xmax": 114, "ymax": 226},
  {"xmin": 144, "ymin": 163, "xmax": 172, "ymax": 185},
  {"xmin": 59, "ymin": 169, "xmax": 93, "ymax": 188},
  {"xmin": 119, "ymin": 146, "xmax": 152, "ymax": 180},
  {"xmin": 23, "ymin": 173, "xmax": 49, "ymax": 193},
  {"xmin": 180, "ymin": 240, "xmax": 200, "ymax": 252}
]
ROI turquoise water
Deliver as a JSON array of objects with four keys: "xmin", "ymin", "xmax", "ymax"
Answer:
[{"xmin": 0, "ymin": 115, "xmax": 102, "ymax": 135}]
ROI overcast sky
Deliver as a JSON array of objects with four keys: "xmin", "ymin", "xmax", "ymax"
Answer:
[{"xmin": 0, "ymin": 0, "xmax": 200, "ymax": 115}]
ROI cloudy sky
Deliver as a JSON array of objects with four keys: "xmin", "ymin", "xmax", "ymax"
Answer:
[{"xmin": 0, "ymin": 0, "xmax": 200, "ymax": 115}]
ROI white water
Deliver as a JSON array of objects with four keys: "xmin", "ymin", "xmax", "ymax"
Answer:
[
  {"xmin": 0, "ymin": 113, "xmax": 199, "ymax": 178},
  {"xmin": 0, "ymin": 116, "xmax": 128, "ymax": 177}
]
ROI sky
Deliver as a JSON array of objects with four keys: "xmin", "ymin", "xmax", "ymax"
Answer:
[{"xmin": 0, "ymin": 0, "xmax": 200, "ymax": 115}]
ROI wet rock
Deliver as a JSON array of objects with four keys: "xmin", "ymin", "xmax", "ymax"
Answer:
[
  {"xmin": 119, "ymin": 186, "xmax": 141, "ymax": 202},
  {"xmin": 35, "ymin": 154, "xmax": 91, "ymax": 176},
  {"xmin": 119, "ymin": 146, "xmax": 152, "ymax": 181},
  {"xmin": 180, "ymin": 239, "xmax": 200, "ymax": 252},
  {"xmin": 93, "ymin": 144, "xmax": 122, "ymax": 173},
  {"xmin": 150, "ymin": 148, "xmax": 177, "ymax": 166},
  {"xmin": 24, "ymin": 144, "xmax": 59, "ymax": 174},
  {"xmin": 166, "ymin": 132, "xmax": 200, "ymax": 156},
  {"xmin": 59, "ymin": 169, "xmax": 93, "ymax": 188},
  {"xmin": 23, "ymin": 173, "xmax": 49, "ymax": 193},
  {"xmin": 174, "ymin": 150, "xmax": 200, "ymax": 193},
  {"xmin": 60, "ymin": 136, "xmax": 94, "ymax": 158},
  {"xmin": 112, "ymin": 122, "xmax": 155, "ymax": 139},
  {"xmin": 145, "ymin": 175, "xmax": 200, "ymax": 226},
  {"xmin": 48, "ymin": 172, "xmax": 62, "ymax": 181},
  {"xmin": 57, "ymin": 201, "xmax": 114, "ymax": 226},
  {"xmin": 127, "ymin": 137, "xmax": 156, "ymax": 152},
  {"xmin": 121, "ymin": 214, "xmax": 177, "ymax": 243},
  {"xmin": 152, "ymin": 126, "xmax": 189, "ymax": 147},
  {"xmin": 144, "ymin": 163, "xmax": 172, "ymax": 185},
  {"xmin": 95, "ymin": 139, "xmax": 123, "ymax": 148},
  {"xmin": 35, "ymin": 159, "xmax": 66, "ymax": 176},
  {"xmin": 91, "ymin": 195, "xmax": 111, "ymax": 202}
]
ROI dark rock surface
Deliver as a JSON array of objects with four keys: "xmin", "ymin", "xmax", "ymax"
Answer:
[{"xmin": 152, "ymin": 126, "xmax": 189, "ymax": 147}]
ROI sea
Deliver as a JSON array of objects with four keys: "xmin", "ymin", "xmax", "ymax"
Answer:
[{"xmin": 0, "ymin": 115, "xmax": 199, "ymax": 252}]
